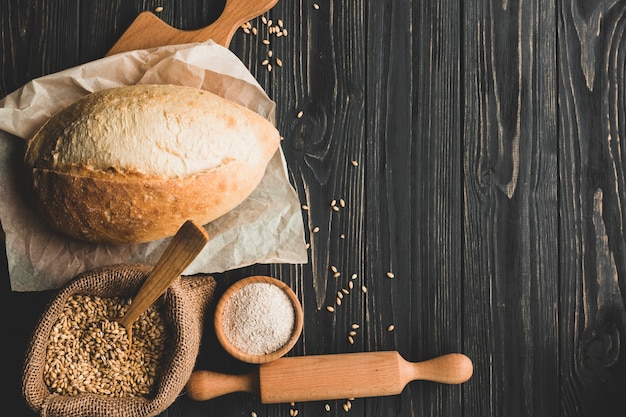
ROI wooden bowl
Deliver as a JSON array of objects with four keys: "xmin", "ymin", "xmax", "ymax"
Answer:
[{"xmin": 214, "ymin": 276, "xmax": 303, "ymax": 364}]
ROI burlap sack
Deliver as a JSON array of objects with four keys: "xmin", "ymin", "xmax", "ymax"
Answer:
[{"xmin": 22, "ymin": 263, "xmax": 216, "ymax": 417}]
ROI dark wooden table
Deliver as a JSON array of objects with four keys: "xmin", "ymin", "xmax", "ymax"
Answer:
[{"xmin": 2, "ymin": 0, "xmax": 626, "ymax": 416}]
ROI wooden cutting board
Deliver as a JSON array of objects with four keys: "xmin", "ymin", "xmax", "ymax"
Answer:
[{"xmin": 107, "ymin": 0, "xmax": 278, "ymax": 55}]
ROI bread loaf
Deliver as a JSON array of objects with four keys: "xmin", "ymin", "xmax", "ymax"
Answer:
[{"xmin": 24, "ymin": 84, "xmax": 281, "ymax": 244}]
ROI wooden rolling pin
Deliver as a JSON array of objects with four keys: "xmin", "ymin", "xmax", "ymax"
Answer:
[{"xmin": 186, "ymin": 351, "xmax": 473, "ymax": 404}]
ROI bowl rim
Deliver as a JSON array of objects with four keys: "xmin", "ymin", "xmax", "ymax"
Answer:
[{"xmin": 214, "ymin": 275, "xmax": 304, "ymax": 364}]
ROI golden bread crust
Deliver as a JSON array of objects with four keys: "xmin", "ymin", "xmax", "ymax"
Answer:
[{"xmin": 24, "ymin": 85, "xmax": 280, "ymax": 243}]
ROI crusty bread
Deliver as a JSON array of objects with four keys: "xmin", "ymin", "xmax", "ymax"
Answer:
[{"xmin": 24, "ymin": 84, "xmax": 281, "ymax": 244}]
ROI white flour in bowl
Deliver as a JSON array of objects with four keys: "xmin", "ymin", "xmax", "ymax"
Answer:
[{"xmin": 222, "ymin": 282, "xmax": 295, "ymax": 355}]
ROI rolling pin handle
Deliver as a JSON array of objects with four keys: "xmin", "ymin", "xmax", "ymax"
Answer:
[
  {"xmin": 405, "ymin": 353, "xmax": 474, "ymax": 385},
  {"xmin": 186, "ymin": 369, "xmax": 259, "ymax": 401}
]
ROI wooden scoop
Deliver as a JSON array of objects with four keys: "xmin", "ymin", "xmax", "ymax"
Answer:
[
  {"xmin": 118, "ymin": 220, "xmax": 209, "ymax": 343},
  {"xmin": 186, "ymin": 351, "xmax": 473, "ymax": 403},
  {"xmin": 107, "ymin": 0, "xmax": 279, "ymax": 55}
]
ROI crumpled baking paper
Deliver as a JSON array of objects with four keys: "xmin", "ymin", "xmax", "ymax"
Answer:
[{"xmin": 0, "ymin": 41, "xmax": 308, "ymax": 292}]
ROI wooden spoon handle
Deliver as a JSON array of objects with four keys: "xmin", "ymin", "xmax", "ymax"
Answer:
[
  {"xmin": 118, "ymin": 220, "xmax": 209, "ymax": 329},
  {"xmin": 107, "ymin": 0, "xmax": 279, "ymax": 55}
]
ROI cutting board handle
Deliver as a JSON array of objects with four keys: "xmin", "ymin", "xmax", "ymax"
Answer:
[{"xmin": 107, "ymin": 0, "xmax": 279, "ymax": 56}]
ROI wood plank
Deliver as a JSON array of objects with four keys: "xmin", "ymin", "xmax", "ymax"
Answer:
[
  {"xmin": 0, "ymin": 0, "xmax": 80, "ymax": 96},
  {"xmin": 365, "ymin": 1, "xmax": 465, "ymax": 416},
  {"xmin": 463, "ymin": 1, "xmax": 560, "ymax": 416},
  {"xmin": 558, "ymin": 1, "xmax": 626, "ymax": 415},
  {"xmin": 364, "ymin": 1, "xmax": 414, "ymax": 415}
]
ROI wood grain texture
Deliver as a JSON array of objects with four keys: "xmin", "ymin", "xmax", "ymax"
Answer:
[
  {"xmin": 559, "ymin": 1, "xmax": 626, "ymax": 415},
  {"xmin": 463, "ymin": 1, "xmax": 560, "ymax": 417},
  {"xmin": 364, "ymin": 1, "xmax": 465, "ymax": 416},
  {"xmin": 0, "ymin": 0, "xmax": 80, "ymax": 94},
  {"xmin": 2, "ymin": 0, "xmax": 626, "ymax": 416}
]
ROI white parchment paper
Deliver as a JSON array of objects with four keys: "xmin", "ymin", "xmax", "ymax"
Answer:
[{"xmin": 0, "ymin": 41, "xmax": 308, "ymax": 292}]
